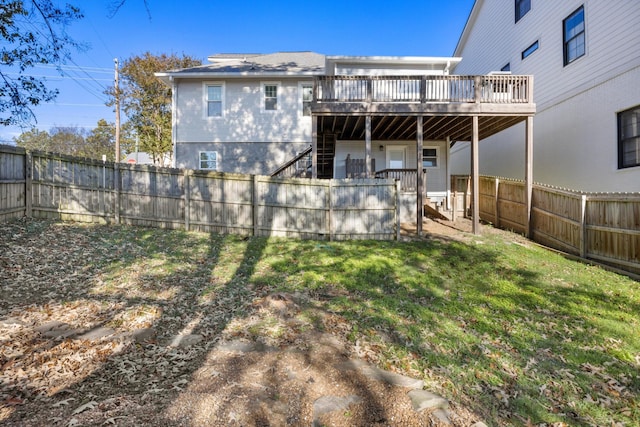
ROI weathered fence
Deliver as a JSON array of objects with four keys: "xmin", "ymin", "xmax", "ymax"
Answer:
[
  {"xmin": 0, "ymin": 146, "xmax": 399, "ymax": 241},
  {"xmin": 455, "ymin": 175, "xmax": 640, "ymax": 274},
  {"xmin": 0, "ymin": 146, "xmax": 28, "ymax": 222}
]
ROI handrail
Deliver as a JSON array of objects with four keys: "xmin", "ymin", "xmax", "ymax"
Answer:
[
  {"xmin": 270, "ymin": 146, "xmax": 312, "ymax": 178},
  {"xmin": 314, "ymin": 75, "xmax": 533, "ymax": 104},
  {"xmin": 375, "ymin": 168, "xmax": 427, "ymax": 194}
]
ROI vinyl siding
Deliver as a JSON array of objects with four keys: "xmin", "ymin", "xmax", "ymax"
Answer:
[
  {"xmin": 175, "ymin": 78, "xmax": 313, "ymax": 143},
  {"xmin": 452, "ymin": 0, "xmax": 640, "ymax": 192}
]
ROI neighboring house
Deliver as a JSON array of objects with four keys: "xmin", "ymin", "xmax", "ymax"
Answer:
[
  {"xmin": 157, "ymin": 51, "xmax": 536, "ymax": 228},
  {"xmin": 123, "ymin": 151, "xmax": 154, "ymax": 165},
  {"xmin": 450, "ymin": 0, "xmax": 640, "ymax": 192}
]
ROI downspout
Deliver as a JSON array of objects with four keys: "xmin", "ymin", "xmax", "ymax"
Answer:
[
  {"xmin": 444, "ymin": 60, "xmax": 451, "ymax": 76},
  {"xmin": 170, "ymin": 75, "xmax": 177, "ymax": 168}
]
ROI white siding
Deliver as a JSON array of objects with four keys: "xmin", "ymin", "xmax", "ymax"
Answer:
[
  {"xmin": 452, "ymin": 0, "xmax": 640, "ymax": 192},
  {"xmin": 175, "ymin": 78, "xmax": 313, "ymax": 143}
]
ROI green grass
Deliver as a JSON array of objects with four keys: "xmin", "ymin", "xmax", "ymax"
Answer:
[
  {"xmin": 250, "ymin": 231, "xmax": 640, "ymax": 425},
  {"xmin": 2, "ymin": 219, "xmax": 638, "ymax": 426}
]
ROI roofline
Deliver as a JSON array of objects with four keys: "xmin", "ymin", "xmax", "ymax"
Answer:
[
  {"xmin": 326, "ymin": 55, "xmax": 462, "ymax": 65},
  {"xmin": 454, "ymin": 0, "xmax": 481, "ymax": 57},
  {"xmin": 155, "ymin": 70, "xmax": 324, "ymax": 84}
]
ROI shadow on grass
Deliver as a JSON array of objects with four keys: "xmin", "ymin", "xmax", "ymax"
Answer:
[{"xmin": 1, "ymin": 218, "xmax": 638, "ymax": 426}]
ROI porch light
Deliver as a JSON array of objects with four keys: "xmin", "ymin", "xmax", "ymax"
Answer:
[{"xmin": 379, "ymin": 145, "xmax": 384, "ymax": 151}]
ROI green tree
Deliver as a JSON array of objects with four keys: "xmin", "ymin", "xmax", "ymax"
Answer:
[
  {"xmin": 107, "ymin": 52, "xmax": 201, "ymax": 165},
  {"xmin": 13, "ymin": 128, "xmax": 51, "ymax": 151},
  {"xmin": 0, "ymin": 1, "xmax": 83, "ymax": 126},
  {"xmin": 85, "ymin": 119, "xmax": 135, "ymax": 161}
]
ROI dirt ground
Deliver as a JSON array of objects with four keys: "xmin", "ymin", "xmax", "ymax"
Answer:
[{"xmin": 0, "ymin": 217, "xmax": 493, "ymax": 427}]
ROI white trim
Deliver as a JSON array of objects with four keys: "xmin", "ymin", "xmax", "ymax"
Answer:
[
  {"xmin": 298, "ymin": 81, "xmax": 313, "ymax": 117},
  {"xmin": 422, "ymin": 146, "xmax": 441, "ymax": 169},
  {"xmin": 171, "ymin": 77, "xmax": 177, "ymax": 167},
  {"xmin": 203, "ymin": 81, "xmax": 225, "ymax": 119},
  {"xmin": 261, "ymin": 81, "xmax": 281, "ymax": 113}
]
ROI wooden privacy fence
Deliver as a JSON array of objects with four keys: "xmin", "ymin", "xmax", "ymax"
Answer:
[
  {"xmin": 456, "ymin": 175, "xmax": 640, "ymax": 274},
  {"xmin": 0, "ymin": 146, "xmax": 400, "ymax": 241}
]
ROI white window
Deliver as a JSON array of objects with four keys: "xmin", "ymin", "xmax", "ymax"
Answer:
[
  {"xmin": 205, "ymin": 83, "xmax": 224, "ymax": 117},
  {"xmin": 262, "ymin": 82, "xmax": 279, "ymax": 111},
  {"xmin": 300, "ymin": 83, "xmax": 313, "ymax": 116},
  {"xmin": 422, "ymin": 148, "xmax": 439, "ymax": 168},
  {"xmin": 199, "ymin": 151, "xmax": 218, "ymax": 170},
  {"xmin": 619, "ymin": 105, "xmax": 640, "ymax": 169}
]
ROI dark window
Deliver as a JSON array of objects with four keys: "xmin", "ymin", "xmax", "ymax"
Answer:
[
  {"xmin": 618, "ymin": 105, "xmax": 640, "ymax": 169},
  {"xmin": 422, "ymin": 148, "xmax": 438, "ymax": 168},
  {"xmin": 515, "ymin": 0, "xmax": 531, "ymax": 22},
  {"xmin": 564, "ymin": 6, "xmax": 585, "ymax": 66},
  {"xmin": 522, "ymin": 41, "xmax": 539, "ymax": 60},
  {"xmin": 501, "ymin": 63, "xmax": 511, "ymax": 72}
]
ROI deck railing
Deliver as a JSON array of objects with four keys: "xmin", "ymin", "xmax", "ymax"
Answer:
[
  {"xmin": 375, "ymin": 168, "xmax": 427, "ymax": 193},
  {"xmin": 270, "ymin": 146, "xmax": 312, "ymax": 178},
  {"xmin": 314, "ymin": 75, "xmax": 532, "ymax": 104}
]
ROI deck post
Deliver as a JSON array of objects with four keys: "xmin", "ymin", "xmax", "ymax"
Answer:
[
  {"xmin": 525, "ymin": 115, "xmax": 534, "ymax": 238},
  {"xmin": 312, "ymin": 115, "xmax": 318, "ymax": 179},
  {"xmin": 365, "ymin": 115, "xmax": 372, "ymax": 178},
  {"xmin": 416, "ymin": 116, "xmax": 424, "ymax": 236},
  {"xmin": 471, "ymin": 116, "xmax": 480, "ymax": 234}
]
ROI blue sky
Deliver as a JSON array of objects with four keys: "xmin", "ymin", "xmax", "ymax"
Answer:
[{"xmin": 1, "ymin": 0, "xmax": 475, "ymax": 143}]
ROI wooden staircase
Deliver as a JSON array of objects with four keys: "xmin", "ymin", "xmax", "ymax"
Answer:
[
  {"xmin": 424, "ymin": 197, "xmax": 451, "ymax": 221},
  {"xmin": 317, "ymin": 135, "xmax": 335, "ymax": 179}
]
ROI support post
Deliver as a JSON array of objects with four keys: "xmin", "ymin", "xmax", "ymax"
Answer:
[
  {"xmin": 114, "ymin": 163, "xmax": 121, "ymax": 224},
  {"xmin": 396, "ymin": 179, "xmax": 401, "ymax": 241},
  {"xmin": 328, "ymin": 180, "xmax": 334, "ymax": 241},
  {"xmin": 25, "ymin": 151, "xmax": 33, "ymax": 217},
  {"xmin": 525, "ymin": 115, "xmax": 534, "ymax": 238},
  {"xmin": 494, "ymin": 177, "xmax": 500, "ymax": 227},
  {"xmin": 253, "ymin": 174, "xmax": 259, "ymax": 236},
  {"xmin": 416, "ymin": 116, "xmax": 424, "ymax": 236},
  {"xmin": 580, "ymin": 194, "xmax": 587, "ymax": 258},
  {"xmin": 471, "ymin": 116, "xmax": 480, "ymax": 234},
  {"xmin": 365, "ymin": 116, "xmax": 372, "ymax": 178},
  {"xmin": 184, "ymin": 169, "xmax": 190, "ymax": 231},
  {"xmin": 312, "ymin": 116, "xmax": 318, "ymax": 179}
]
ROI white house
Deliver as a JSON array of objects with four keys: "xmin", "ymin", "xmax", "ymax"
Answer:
[
  {"xmin": 450, "ymin": 0, "xmax": 640, "ymax": 193},
  {"xmin": 157, "ymin": 51, "xmax": 536, "ymax": 229}
]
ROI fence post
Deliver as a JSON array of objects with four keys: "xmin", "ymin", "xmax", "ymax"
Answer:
[
  {"xmin": 114, "ymin": 163, "xmax": 121, "ymax": 224},
  {"xmin": 252, "ymin": 175, "xmax": 259, "ymax": 236},
  {"xmin": 183, "ymin": 169, "xmax": 190, "ymax": 231},
  {"xmin": 328, "ymin": 180, "xmax": 334, "ymax": 241},
  {"xmin": 25, "ymin": 151, "xmax": 33, "ymax": 217},
  {"xmin": 396, "ymin": 179, "xmax": 401, "ymax": 240},
  {"xmin": 580, "ymin": 194, "xmax": 587, "ymax": 258},
  {"xmin": 494, "ymin": 177, "xmax": 500, "ymax": 227}
]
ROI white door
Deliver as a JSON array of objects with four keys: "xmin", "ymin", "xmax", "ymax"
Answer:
[{"xmin": 386, "ymin": 146, "xmax": 406, "ymax": 169}]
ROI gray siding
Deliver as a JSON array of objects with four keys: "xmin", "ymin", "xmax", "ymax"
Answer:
[{"xmin": 176, "ymin": 141, "xmax": 310, "ymax": 176}]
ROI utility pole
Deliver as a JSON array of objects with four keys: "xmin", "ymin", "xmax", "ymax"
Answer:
[{"xmin": 114, "ymin": 58, "xmax": 121, "ymax": 163}]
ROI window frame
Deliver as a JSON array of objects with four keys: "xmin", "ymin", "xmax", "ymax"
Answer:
[
  {"xmin": 299, "ymin": 82, "xmax": 313, "ymax": 117},
  {"xmin": 203, "ymin": 82, "xmax": 225, "ymax": 118},
  {"xmin": 422, "ymin": 147, "xmax": 440, "ymax": 169},
  {"xmin": 262, "ymin": 82, "xmax": 280, "ymax": 112},
  {"xmin": 198, "ymin": 151, "xmax": 219, "ymax": 171},
  {"xmin": 618, "ymin": 105, "xmax": 640, "ymax": 169},
  {"xmin": 521, "ymin": 40, "xmax": 539, "ymax": 60},
  {"xmin": 515, "ymin": 0, "xmax": 531, "ymax": 23},
  {"xmin": 563, "ymin": 5, "xmax": 585, "ymax": 66}
]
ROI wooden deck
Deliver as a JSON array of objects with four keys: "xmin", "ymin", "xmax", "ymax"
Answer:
[{"xmin": 311, "ymin": 75, "xmax": 536, "ymax": 142}]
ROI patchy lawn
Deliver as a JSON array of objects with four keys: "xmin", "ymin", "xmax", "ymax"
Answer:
[{"xmin": 0, "ymin": 218, "xmax": 638, "ymax": 426}]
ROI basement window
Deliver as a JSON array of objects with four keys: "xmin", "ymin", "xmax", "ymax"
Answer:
[{"xmin": 199, "ymin": 151, "xmax": 218, "ymax": 170}]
